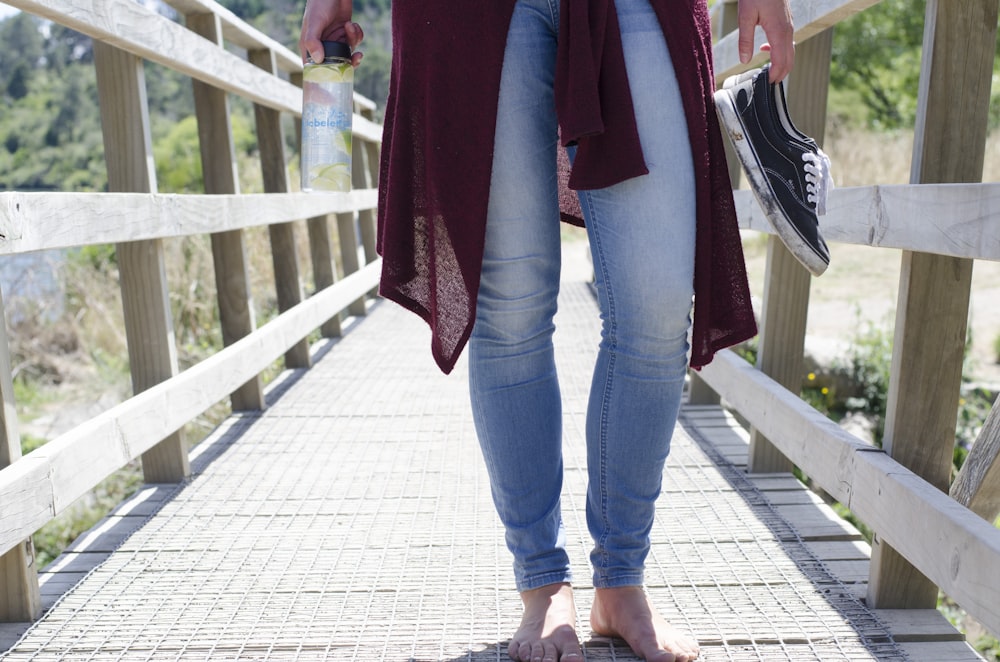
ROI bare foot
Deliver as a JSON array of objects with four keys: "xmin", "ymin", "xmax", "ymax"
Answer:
[
  {"xmin": 507, "ymin": 583, "xmax": 584, "ymax": 662},
  {"xmin": 590, "ymin": 586, "xmax": 699, "ymax": 661}
]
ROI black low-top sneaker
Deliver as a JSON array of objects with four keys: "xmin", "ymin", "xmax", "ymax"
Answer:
[{"xmin": 714, "ymin": 64, "xmax": 834, "ymax": 276}]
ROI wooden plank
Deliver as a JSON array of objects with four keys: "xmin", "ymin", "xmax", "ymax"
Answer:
[
  {"xmin": 0, "ymin": 260, "xmax": 381, "ymax": 559},
  {"xmin": 822, "ymin": 559, "xmax": 869, "ymax": 584},
  {"xmin": 0, "ymin": 284, "xmax": 42, "ymax": 622},
  {"xmin": 307, "ymin": 215, "xmax": 342, "ymax": 338},
  {"xmin": 748, "ymin": 236, "xmax": 807, "ymax": 474},
  {"xmin": 899, "ymin": 641, "xmax": 983, "ymax": 661},
  {"xmin": 745, "ymin": 474, "xmax": 804, "ymax": 492},
  {"xmin": 774, "ymin": 503, "xmax": 863, "ymax": 541},
  {"xmin": 166, "ymin": 0, "xmax": 301, "ymax": 73},
  {"xmin": 761, "ymin": 489, "xmax": 824, "ymax": 506},
  {"xmin": 804, "ymin": 539, "xmax": 871, "ymax": 561},
  {"xmin": 0, "ymin": 623, "xmax": 31, "ymax": 651},
  {"xmin": 0, "ymin": 190, "xmax": 378, "ymax": 254},
  {"xmin": 869, "ymin": 0, "xmax": 998, "ymax": 611},
  {"xmin": 337, "ymin": 213, "xmax": 366, "ymax": 318},
  {"xmin": 736, "ymin": 183, "xmax": 1000, "ymax": 258},
  {"xmin": 250, "ymin": 48, "xmax": 311, "ymax": 370},
  {"xmin": 712, "ymin": 0, "xmax": 881, "ymax": 81},
  {"xmin": 951, "ymin": 400, "xmax": 1000, "ymax": 521},
  {"xmin": 745, "ymin": 29, "xmax": 830, "ymax": 473},
  {"xmin": 3, "ymin": 183, "xmax": 996, "ymax": 259},
  {"xmin": 697, "ymin": 349, "xmax": 1000, "ymax": 635},
  {"xmin": 189, "ymin": 12, "xmax": 264, "ymax": 412},
  {"xmin": 874, "ymin": 609, "xmax": 967, "ymax": 642},
  {"xmin": 95, "ymin": 42, "xmax": 188, "ymax": 484},
  {"xmin": 353, "ymin": 121, "xmax": 379, "ymax": 270}
]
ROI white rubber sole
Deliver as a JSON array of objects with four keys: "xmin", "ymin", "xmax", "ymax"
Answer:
[{"xmin": 714, "ymin": 88, "xmax": 828, "ymax": 277}]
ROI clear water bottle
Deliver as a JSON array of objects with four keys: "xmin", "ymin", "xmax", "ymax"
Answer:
[{"xmin": 301, "ymin": 41, "xmax": 353, "ymax": 192}]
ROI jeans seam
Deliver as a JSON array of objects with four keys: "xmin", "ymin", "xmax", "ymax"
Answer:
[
  {"xmin": 583, "ymin": 190, "xmax": 617, "ymax": 578},
  {"xmin": 545, "ymin": 0, "xmax": 559, "ymax": 28}
]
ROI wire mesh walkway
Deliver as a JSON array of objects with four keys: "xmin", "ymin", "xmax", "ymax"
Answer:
[{"xmin": 0, "ymin": 245, "xmax": 975, "ymax": 660}]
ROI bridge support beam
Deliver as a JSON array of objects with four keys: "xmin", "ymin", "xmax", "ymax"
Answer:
[
  {"xmin": 94, "ymin": 42, "xmax": 189, "ymax": 484},
  {"xmin": 747, "ymin": 30, "xmax": 833, "ymax": 473},
  {"xmin": 188, "ymin": 12, "xmax": 266, "ymax": 412},
  {"xmin": 867, "ymin": 0, "xmax": 999, "ymax": 609},
  {"xmin": 249, "ymin": 49, "xmax": 312, "ymax": 370},
  {"xmin": 0, "ymin": 288, "xmax": 41, "ymax": 623}
]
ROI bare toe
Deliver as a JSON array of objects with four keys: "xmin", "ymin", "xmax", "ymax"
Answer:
[
  {"xmin": 591, "ymin": 586, "xmax": 699, "ymax": 661},
  {"xmin": 507, "ymin": 583, "xmax": 583, "ymax": 662}
]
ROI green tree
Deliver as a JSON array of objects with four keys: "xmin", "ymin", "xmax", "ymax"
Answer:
[
  {"xmin": 0, "ymin": 13, "xmax": 44, "ymax": 79},
  {"xmin": 831, "ymin": 0, "xmax": 926, "ymax": 129}
]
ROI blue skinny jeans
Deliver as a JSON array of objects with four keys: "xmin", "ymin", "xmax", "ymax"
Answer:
[{"xmin": 468, "ymin": 0, "xmax": 696, "ymax": 591}]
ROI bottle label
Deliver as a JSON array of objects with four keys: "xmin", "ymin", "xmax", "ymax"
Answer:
[{"xmin": 301, "ymin": 61, "xmax": 354, "ymax": 192}]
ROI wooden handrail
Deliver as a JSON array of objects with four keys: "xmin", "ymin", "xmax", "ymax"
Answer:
[
  {"xmin": 733, "ymin": 183, "xmax": 1000, "ymax": 259},
  {"xmin": 0, "ymin": 0, "xmax": 384, "ymax": 623},
  {"xmin": 0, "ymin": 191, "xmax": 378, "ymax": 254}
]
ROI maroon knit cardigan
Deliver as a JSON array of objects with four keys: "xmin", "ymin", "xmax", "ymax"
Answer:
[{"xmin": 376, "ymin": 0, "xmax": 757, "ymax": 374}]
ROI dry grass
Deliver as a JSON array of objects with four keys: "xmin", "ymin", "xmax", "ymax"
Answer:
[
  {"xmin": 741, "ymin": 126, "xmax": 1000, "ymax": 386},
  {"xmin": 823, "ymin": 125, "xmax": 1000, "ymax": 186}
]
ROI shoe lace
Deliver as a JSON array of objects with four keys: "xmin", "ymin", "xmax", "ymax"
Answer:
[{"xmin": 802, "ymin": 149, "xmax": 834, "ymax": 215}]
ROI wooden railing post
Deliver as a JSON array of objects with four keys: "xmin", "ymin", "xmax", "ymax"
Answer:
[
  {"xmin": 93, "ymin": 42, "xmax": 189, "ymax": 483},
  {"xmin": 188, "ymin": 12, "xmax": 265, "ymax": 411},
  {"xmin": 0, "ymin": 287, "xmax": 41, "ymax": 622},
  {"xmin": 746, "ymin": 30, "xmax": 832, "ymax": 473},
  {"xmin": 249, "ymin": 48, "xmax": 311, "ymax": 369},
  {"xmin": 336, "ymin": 101, "xmax": 380, "ymax": 319},
  {"xmin": 868, "ymin": 0, "xmax": 999, "ymax": 610},
  {"xmin": 354, "ymin": 106, "xmax": 380, "ymax": 267}
]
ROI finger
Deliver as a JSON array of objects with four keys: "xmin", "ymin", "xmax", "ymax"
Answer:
[
  {"xmin": 765, "ymin": 38, "xmax": 794, "ymax": 82},
  {"xmin": 737, "ymin": 11, "xmax": 757, "ymax": 64},
  {"xmin": 345, "ymin": 21, "xmax": 364, "ymax": 50},
  {"xmin": 300, "ymin": 37, "xmax": 324, "ymax": 65}
]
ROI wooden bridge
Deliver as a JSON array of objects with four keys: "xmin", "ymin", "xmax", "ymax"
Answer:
[{"xmin": 1, "ymin": 0, "xmax": 999, "ymax": 659}]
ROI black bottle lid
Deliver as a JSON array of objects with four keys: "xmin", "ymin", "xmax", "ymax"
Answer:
[{"xmin": 321, "ymin": 41, "xmax": 352, "ymax": 60}]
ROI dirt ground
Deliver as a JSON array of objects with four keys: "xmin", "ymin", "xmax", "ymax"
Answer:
[
  {"xmin": 563, "ymin": 232, "xmax": 1000, "ymax": 386},
  {"xmin": 741, "ymin": 237, "xmax": 1000, "ymax": 387}
]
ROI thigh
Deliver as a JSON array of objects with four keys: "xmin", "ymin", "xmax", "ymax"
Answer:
[
  {"xmin": 579, "ymin": 0, "xmax": 696, "ymax": 338},
  {"xmin": 476, "ymin": 0, "xmax": 563, "ymax": 334}
]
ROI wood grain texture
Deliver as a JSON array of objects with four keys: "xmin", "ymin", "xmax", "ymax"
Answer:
[
  {"xmin": 0, "ymin": 190, "xmax": 378, "ymax": 254},
  {"xmin": 94, "ymin": 42, "xmax": 189, "ymax": 484},
  {"xmin": 251, "ymin": 47, "xmax": 310, "ymax": 369},
  {"xmin": 189, "ymin": 12, "xmax": 264, "ymax": 412},
  {"xmin": 735, "ymin": 183, "xmax": 1000, "ymax": 258},
  {"xmin": 951, "ymin": 402, "xmax": 1000, "ymax": 521},
  {"xmin": 306, "ymin": 215, "xmax": 342, "ymax": 339},
  {"xmin": 0, "ymin": 286, "xmax": 41, "ymax": 622}
]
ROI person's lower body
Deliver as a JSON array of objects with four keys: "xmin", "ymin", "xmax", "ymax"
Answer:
[{"xmin": 467, "ymin": 0, "xmax": 700, "ymax": 659}]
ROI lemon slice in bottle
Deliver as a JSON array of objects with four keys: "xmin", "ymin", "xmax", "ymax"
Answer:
[{"xmin": 309, "ymin": 163, "xmax": 352, "ymax": 191}]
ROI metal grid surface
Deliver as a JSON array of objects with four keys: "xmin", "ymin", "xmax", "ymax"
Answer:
[{"xmin": 3, "ymin": 279, "xmax": 906, "ymax": 660}]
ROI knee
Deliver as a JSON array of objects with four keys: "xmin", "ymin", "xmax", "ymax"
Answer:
[{"xmin": 473, "ymin": 258, "xmax": 560, "ymax": 349}]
